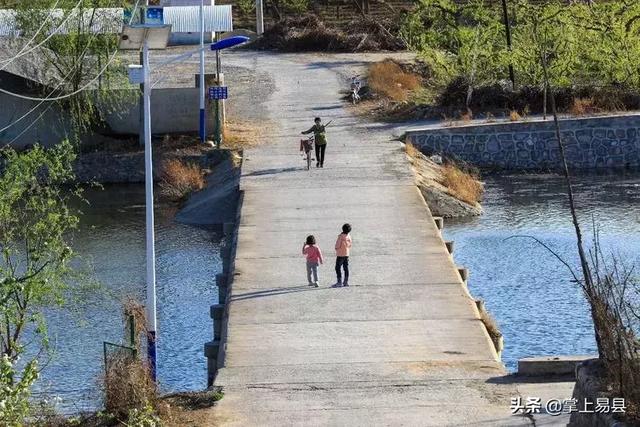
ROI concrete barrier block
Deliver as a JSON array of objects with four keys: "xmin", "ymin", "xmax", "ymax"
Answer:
[
  {"xmin": 210, "ymin": 304, "xmax": 225, "ymax": 319},
  {"xmin": 216, "ymin": 273, "xmax": 228, "ymax": 287},
  {"xmin": 457, "ymin": 267, "xmax": 469, "ymax": 282},
  {"xmin": 211, "ymin": 304, "xmax": 225, "ymax": 340},
  {"xmin": 218, "ymin": 286, "xmax": 228, "ymax": 305},
  {"xmin": 518, "ymin": 355, "xmax": 595, "ymax": 377},
  {"xmin": 204, "ymin": 340, "xmax": 220, "ymax": 358},
  {"xmin": 223, "ymin": 222, "xmax": 235, "ymax": 237},
  {"xmin": 433, "ymin": 216, "xmax": 444, "ymax": 230},
  {"xmin": 445, "ymin": 240, "xmax": 454, "ymax": 254},
  {"xmin": 205, "ymin": 340, "xmax": 221, "ymax": 387}
]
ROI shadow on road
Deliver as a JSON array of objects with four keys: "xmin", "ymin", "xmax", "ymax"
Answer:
[
  {"xmin": 230, "ymin": 286, "xmax": 317, "ymax": 301},
  {"xmin": 242, "ymin": 167, "xmax": 300, "ymax": 177}
]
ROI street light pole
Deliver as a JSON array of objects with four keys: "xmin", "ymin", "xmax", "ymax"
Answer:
[
  {"xmin": 199, "ymin": 0, "xmax": 206, "ymax": 143},
  {"xmin": 142, "ymin": 38, "xmax": 158, "ymax": 382}
]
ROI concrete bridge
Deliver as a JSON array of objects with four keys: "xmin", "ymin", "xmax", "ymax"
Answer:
[{"xmin": 205, "ymin": 53, "xmax": 529, "ymax": 426}]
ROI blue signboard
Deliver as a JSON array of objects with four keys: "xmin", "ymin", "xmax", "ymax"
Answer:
[
  {"xmin": 144, "ymin": 7, "xmax": 164, "ymax": 25},
  {"xmin": 208, "ymin": 86, "xmax": 228, "ymax": 100}
]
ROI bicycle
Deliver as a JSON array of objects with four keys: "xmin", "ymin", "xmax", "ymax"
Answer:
[
  {"xmin": 350, "ymin": 76, "xmax": 361, "ymax": 104},
  {"xmin": 300, "ymin": 135, "xmax": 314, "ymax": 170}
]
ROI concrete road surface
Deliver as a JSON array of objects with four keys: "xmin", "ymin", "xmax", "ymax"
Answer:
[{"xmin": 209, "ymin": 52, "xmax": 532, "ymax": 427}]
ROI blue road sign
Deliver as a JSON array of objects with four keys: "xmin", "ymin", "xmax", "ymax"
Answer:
[
  {"xmin": 144, "ymin": 7, "xmax": 164, "ymax": 25},
  {"xmin": 209, "ymin": 86, "xmax": 228, "ymax": 100}
]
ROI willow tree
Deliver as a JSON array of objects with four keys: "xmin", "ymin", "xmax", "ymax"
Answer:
[{"xmin": 12, "ymin": 0, "xmax": 134, "ymax": 137}]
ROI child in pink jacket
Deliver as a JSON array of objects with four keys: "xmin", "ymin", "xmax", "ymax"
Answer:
[
  {"xmin": 302, "ymin": 235, "xmax": 323, "ymax": 287},
  {"xmin": 333, "ymin": 223, "xmax": 352, "ymax": 287}
]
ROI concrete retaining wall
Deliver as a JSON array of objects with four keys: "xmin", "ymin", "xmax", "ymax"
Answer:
[
  {"xmin": 99, "ymin": 88, "xmax": 216, "ymax": 135},
  {"xmin": 405, "ymin": 114, "xmax": 640, "ymax": 170},
  {"xmin": 1, "ymin": 87, "xmax": 215, "ymax": 148}
]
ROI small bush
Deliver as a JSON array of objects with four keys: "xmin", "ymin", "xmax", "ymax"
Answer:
[
  {"xmin": 509, "ymin": 110, "xmax": 521, "ymax": 121},
  {"xmin": 368, "ymin": 59, "xmax": 422, "ymax": 102},
  {"xmin": 160, "ymin": 159, "xmax": 205, "ymax": 201},
  {"xmin": 439, "ymin": 163, "xmax": 483, "ymax": 205},
  {"xmin": 103, "ymin": 355, "xmax": 158, "ymax": 421}
]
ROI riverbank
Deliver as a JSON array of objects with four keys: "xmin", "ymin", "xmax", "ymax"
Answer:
[{"xmin": 404, "ymin": 113, "xmax": 640, "ymax": 171}]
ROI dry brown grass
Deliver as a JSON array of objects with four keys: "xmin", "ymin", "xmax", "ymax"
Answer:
[
  {"xmin": 509, "ymin": 110, "xmax": 521, "ymax": 121},
  {"xmin": 439, "ymin": 163, "xmax": 483, "ymax": 205},
  {"xmin": 103, "ymin": 355, "xmax": 158, "ymax": 420},
  {"xmin": 221, "ymin": 120, "xmax": 265, "ymax": 150},
  {"xmin": 404, "ymin": 142, "xmax": 421, "ymax": 160},
  {"xmin": 460, "ymin": 109, "xmax": 473, "ymax": 122},
  {"xmin": 569, "ymin": 97, "xmax": 601, "ymax": 116},
  {"xmin": 368, "ymin": 59, "xmax": 422, "ymax": 103},
  {"xmin": 160, "ymin": 159, "xmax": 206, "ymax": 201}
]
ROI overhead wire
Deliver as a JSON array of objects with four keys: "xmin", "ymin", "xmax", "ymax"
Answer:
[
  {"xmin": 0, "ymin": 26, "xmax": 98, "ymax": 135},
  {"xmin": 0, "ymin": 0, "xmax": 84, "ymax": 71},
  {"xmin": 0, "ymin": 0, "xmax": 62, "ymax": 69},
  {"xmin": 0, "ymin": 0, "xmax": 142, "ymax": 144},
  {"xmin": 0, "ymin": 0, "xmax": 142, "ymax": 102}
]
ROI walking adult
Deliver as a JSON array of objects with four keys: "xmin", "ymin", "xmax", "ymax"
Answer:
[{"xmin": 301, "ymin": 117, "xmax": 331, "ymax": 168}]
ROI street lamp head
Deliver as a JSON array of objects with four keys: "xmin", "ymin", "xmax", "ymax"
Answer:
[{"xmin": 210, "ymin": 36, "xmax": 250, "ymax": 51}]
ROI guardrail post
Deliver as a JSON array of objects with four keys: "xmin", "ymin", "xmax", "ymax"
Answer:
[
  {"xmin": 217, "ymin": 273, "xmax": 228, "ymax": 304},
  {"xmin": 210, "ymin": 303, "xmax": 225, "ymax": 341},
  {"xmin": 433, "ymin": 216, "xmax": 444, "ymax": 230},
  {"xmin": 445, "ymin": 240, "xmax": 454, "ymax": 254},
  {"xmin": 205, "ymin": 340, "xmax": 220, "ymax": 387}
]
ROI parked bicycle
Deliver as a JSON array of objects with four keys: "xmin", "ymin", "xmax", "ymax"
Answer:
[
  {"xmin": 350, "ymin": 76, "xmax": 361, "ymax": 104},
  {"xmin": 300, "ymin": 135, "xmax": 315, "ymax": 170}
]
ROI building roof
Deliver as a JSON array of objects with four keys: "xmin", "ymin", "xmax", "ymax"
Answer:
[
  {"xmin": 163, "ymin": 6, "xmax": 233, "ymax": 32},
  {"xmin": 0, "ymin": 5, "xmax": 233, "ymax": 37}
]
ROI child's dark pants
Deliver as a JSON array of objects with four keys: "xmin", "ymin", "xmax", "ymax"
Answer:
[{"xmin": 335, "ymin": 256, "xmax": 349, "ymax": 283}]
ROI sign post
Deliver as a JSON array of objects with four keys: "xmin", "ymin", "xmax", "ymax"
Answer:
[{"xmin": 208, "ymin": 86, "xmax": 228, "ymax": 148}]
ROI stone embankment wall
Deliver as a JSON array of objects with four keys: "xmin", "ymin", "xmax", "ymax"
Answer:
[
  {"xmin": 405, "ymin": 114, "xmax": 640, "ymax": 170},
  {"xmin": 74, "ymin": 149, "xmax": 229, "ymax": 183},
  {"xmin": 570, "ymin": 359, "xmax": 630, "ymax": 427}
]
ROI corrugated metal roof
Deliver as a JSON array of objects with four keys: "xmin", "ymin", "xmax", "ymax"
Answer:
[
  {"xmin": 163, "ymin": 6, "xmax": 233, "ymax": 33},
  {"xmin": 0, "ymin": 5, "xmax": 233, "ymax": 37}
]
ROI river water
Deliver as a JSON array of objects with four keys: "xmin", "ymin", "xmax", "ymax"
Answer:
[
  {"xmin": 37, "ymin": 174, "xmax": 639, "ymax": 411},
  {"xmin": 443, "ymin": 172, "xmax": 640, "ymax": 371},
  {"xmin": 36, "ymin": 185, "xmax": 223, "ymax": 413}
]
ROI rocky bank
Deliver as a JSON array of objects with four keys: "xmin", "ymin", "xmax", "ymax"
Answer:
[{"xmin": 405, "ymin": 144, "xmax": 483, "ymax": 218}]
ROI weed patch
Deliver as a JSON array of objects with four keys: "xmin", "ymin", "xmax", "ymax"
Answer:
[
  {"xmin": 368, "ymin": 59, "xmax": 421, "ymax": 102},
  {"xmin": 439, "ymin": 163, "xmax": 483, "ymax": 205},
  {"xmin": 160, "ymin": 159, "xmax": 206, "ymax": 201}
]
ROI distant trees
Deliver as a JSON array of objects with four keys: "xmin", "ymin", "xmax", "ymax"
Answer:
[{"xmin": 402, "ymin": 0, "xmax": 640, "ymax": 108}]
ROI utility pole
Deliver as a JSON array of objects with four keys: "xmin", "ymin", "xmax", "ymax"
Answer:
[
  {"xmin": 256, "ymin": 0, "xmax": 264, "ymax": 35},
  {"xmin": 500, "ymin": 0, "xmax": 516, "ymax": 89},
  {"xmin": 215, "ymin": 32, "xmax": 222, "ymax": 148},
  {"xmin": 139, "ymin": 2, "xmax": 148, "ymax": 146},
  {"xmin": 199, "ymin": 0, "xmax": 206, "ymax": 143},
  {"xmin": 142, "ymin": 38, "xmax": 158, "ymax": 382}
]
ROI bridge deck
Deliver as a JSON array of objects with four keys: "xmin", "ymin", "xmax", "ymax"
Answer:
[{"xmin": 211, "ymin": 53, "xmax": 527, "ymax": 426}]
